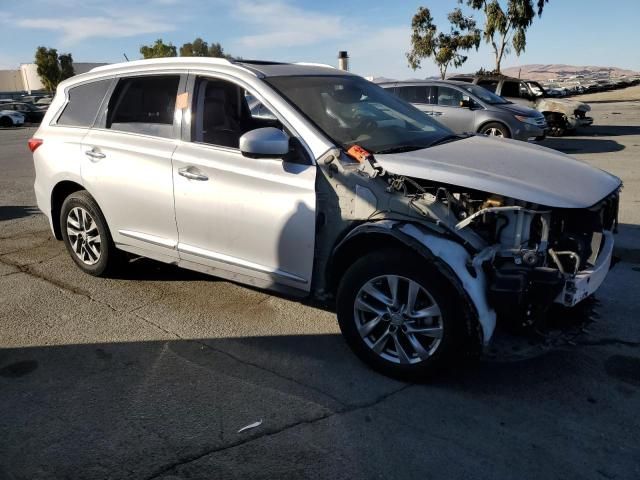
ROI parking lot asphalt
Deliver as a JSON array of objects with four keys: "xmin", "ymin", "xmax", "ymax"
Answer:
[{"xmin": 1, "ymin": 102, "xmax": 639, "ymax": 480}]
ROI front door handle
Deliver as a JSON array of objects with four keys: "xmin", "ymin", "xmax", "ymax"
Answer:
[
  {"xmin": 178, "ymin": 167, "xmax": 209, "ymax": 181},
  {"xmin": 84, "ymin": 150, "xmax": 105, "ymax": 160}
]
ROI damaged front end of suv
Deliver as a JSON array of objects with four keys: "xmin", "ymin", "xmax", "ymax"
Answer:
[
  {"xmin": 314, "ymin": 135, "xmax": 621, "ymax": 348},
  {"xmin": 267, "ymin": 71, "xmax": 620, "ymax": 377}
]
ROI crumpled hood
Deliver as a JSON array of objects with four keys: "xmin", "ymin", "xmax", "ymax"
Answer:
[
  {"xmin": 537, "ymin": 97, "xmax": 591, "ymax": 113},
  {"xmin": 375, "ymin": 135, "xmax": 621, "ymax": 209}
]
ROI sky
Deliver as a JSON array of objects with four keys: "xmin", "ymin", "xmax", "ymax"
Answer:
[{"xmin": 1, "ymin": 0, "xmax": 639, "ymax": 79}]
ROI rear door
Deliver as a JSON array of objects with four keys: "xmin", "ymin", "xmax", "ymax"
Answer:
[
  {"xmin": 81, "ymin": 73, "xmax": 186, "ymax": 259},
  {"xmin": 394, "ymin": 85, "xmax": 434, "ymax": 115},
  {"xmin": 430, "ymin": 86, "xmax": 475, "ymax": 133},
  {"xmin": 171, "ymin": 74, "xmax": 316, "ymax": 291}
]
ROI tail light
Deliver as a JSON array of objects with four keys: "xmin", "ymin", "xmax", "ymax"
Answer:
[{"xmin": 28, "ymin": 138, "xmax": 43, "ymax": 153}]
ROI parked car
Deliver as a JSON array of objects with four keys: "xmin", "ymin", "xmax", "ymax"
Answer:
[
  {"xmin": 35, "ymin": 97, "xmax": 53, "ymax": 106},
  {"xmin": 30, "ymin": 58, "xmax": 621, "ymax": 379},
  {"xmin": 1, "ymin": 102, "xmax": 46, "ymax": 124},
  {"xmin": 449, "ymin": 74, "xmax": 593, "ymax": 136},
  {"xmin": 0, "ymin": 109, "xmax": 25, "ymax": 127},
  {"xmin": 380, "ymin": 80, "xmax": 547, "ymax": 141}
]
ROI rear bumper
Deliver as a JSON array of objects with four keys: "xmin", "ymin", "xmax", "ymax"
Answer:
[{"xmin": 555, "ymin": 231, "xmax": 614, "ymax": 307}]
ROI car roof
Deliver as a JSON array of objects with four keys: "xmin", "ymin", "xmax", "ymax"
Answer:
[
  {"xmin": 88, "ymin": 57, "xmax": 348, "ymax": 79},
  {"xmin": 449, "ymin": 74, "xmax": 538, "ymax": 83},
  {"xmin": 378, "ymin": 79, "xmax": 478, "ymax": 87}
]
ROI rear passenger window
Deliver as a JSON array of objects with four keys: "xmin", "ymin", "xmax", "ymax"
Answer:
[
  {"xmin": 395, "ymin": 86, "xmax": 434, "ymax": 104},
  {"xmin": 106, "ymin": 75, "xmax": 180, "ymax": 138},
  {"xmin": 500, "ymin": 81, "xmax": 520, "ymax": 97},
  {"xmin": 57, "ymin": 80, "xmax": 112, "ymax": 127},
  {"xmin": 477, "ymin": 79, "xmax": 499, "ymax": 93}
]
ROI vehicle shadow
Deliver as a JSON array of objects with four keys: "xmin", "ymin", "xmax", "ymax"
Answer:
[
  {"xmin": 540, "ymin": 137, "xmax": 625, "ymax": 154},
  {"xmin": 577, "ymin": 125, "xmax": 640, "ymax": 137},
  {"xmin": 112, "ymin": 256, "xmax": 214, "ymax": 282},
  {"xmin": 0, "ymin": 330, "xmax": 609, "ymax": 479},
  {"xmin": 0, "ymin": 205, "xmax": 41, "ymax": 221}
]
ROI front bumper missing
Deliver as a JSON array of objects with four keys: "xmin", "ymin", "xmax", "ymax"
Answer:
[{"xmin": 555, "ymin": 231, "xmax": 614, "ymax": 307}]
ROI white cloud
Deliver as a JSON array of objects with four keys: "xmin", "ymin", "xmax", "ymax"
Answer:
[
  {"xmin": 346, "ymin": 26, "xmax": 419, "ymax": 80},
  {"xmin": 16, "ymin": 14, "xmax": 175, "ymax": 46},
  {"xmin": 233, "ymin": 0, "xmax": 345, "ymax": 49}
]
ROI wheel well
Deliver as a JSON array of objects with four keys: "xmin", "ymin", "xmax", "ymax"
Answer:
[
  {"xmin": 477, "ymin": 120, "xmax": 511, "ymax": 137},
  {"xmin": 328, "ymin": 232, "xmax": 429, "ymax": 296},
  {"xmin": 50, "ymin": 181, "xmax": 84, "ymax": 240},
  {"xmin": 327, "ymin": 228, "xmax": 483, "ymax": 355},
  {"xmin": 542, "ymin": 111, "xmax": 568, "ymax": 123}
]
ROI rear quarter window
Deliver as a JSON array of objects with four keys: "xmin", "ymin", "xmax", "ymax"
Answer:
[{"xmin": 56, "ymin": 79, "xmax": 113, "ymax": 127}]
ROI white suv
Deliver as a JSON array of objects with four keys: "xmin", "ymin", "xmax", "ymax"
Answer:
[{"xmin": 31, "ymin": 58, "xmax": 621, "ymax": 379}]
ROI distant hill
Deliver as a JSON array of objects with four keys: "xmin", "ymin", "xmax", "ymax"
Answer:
[{"xmin": 500, "ymin": 64, "xmax": 639, "ymax": 81}]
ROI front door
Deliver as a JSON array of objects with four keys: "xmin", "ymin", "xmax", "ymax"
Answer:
[
  {"xmin": 172, "ymin": 75, "xmax": 316, "ymax": 291},
  {"xmin": 431, "ymin": 86, "xmax": 475, "ymax": 133}
]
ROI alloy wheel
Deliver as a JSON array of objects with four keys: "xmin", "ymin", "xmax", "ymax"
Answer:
[
  {"xmin": 353, "ymin": 275, "xmax": 444, "ymax": 365},
  {"xmin": 484, "ymin": 127, "xmax": 504, "ymax": 137},
  {"xmin": 66, "ymin": 207, "xmax": 102, "ymax": 265}
]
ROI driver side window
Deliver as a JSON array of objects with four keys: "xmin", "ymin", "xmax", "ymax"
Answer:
[{"xmin": 191, "ymin": 77, "xmax": 282, "ymax": 149}]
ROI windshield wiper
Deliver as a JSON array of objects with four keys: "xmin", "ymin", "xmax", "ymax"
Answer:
[
  {"xmin": 374, "ymin": 144, "xmax": 429, "ymax": 155},
  {"xmin": 428, "ymin": 133, "xmax": 472, "ymax": 147}
]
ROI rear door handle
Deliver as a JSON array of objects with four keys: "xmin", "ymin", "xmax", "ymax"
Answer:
[
  {"xmin": 84, "ymin": 150, "xmax": 105, "ymax": 160},
  {"xmin": 178, "ymin": 167, "xmax": 209, "ymax": 181}
]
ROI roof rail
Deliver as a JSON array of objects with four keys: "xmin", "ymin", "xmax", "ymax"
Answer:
[
  {"xmin": 293, "ymin": 62, "xmax": 335, "ymax": 69},
  {"xmin": 89, "ymin": 57, "xmax": 235, "ymax": 73}
]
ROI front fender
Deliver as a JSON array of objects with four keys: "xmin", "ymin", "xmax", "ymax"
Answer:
[{"xmin": 334, "ymin": 220, "xmax": 496, "ymax": 344}]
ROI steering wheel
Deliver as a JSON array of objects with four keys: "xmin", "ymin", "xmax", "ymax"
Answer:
[{"xmin": 354, "ymin": 114, "xmax": 377, "ymax": 134}]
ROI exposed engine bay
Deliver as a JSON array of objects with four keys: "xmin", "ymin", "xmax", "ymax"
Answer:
[{"xmin": 315, "ymin": 146, "xmax": 620, "ymax": 337}]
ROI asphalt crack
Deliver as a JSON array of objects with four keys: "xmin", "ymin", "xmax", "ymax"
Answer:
[
  {"xmin": 131, "ymin": 309, "xmax": 350, "ymax": 409},
  {"xmin": 143, "ymin": 382, "xmax": 413, "ymax": 480}
]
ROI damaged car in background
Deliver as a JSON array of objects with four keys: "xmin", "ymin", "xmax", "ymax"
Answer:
[
  {"xmin": 449, "ymin": 74, "xmax": 594, "ymax": 137},
  {"xmin": 32, "ymin": 59, "xmax": 621, "ymax": 380}
]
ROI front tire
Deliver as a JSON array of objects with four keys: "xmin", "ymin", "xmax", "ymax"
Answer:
[
  {"xmin": 336, "ymin": 249, "xmax": 466, "ymax": 380},
  {"xmin": 479, "ymin": 122, "xmax": 510, "ymax": 138},
  {"xmin": 60, "ymin": 191, "xmax": 121, "ymax": 276}
]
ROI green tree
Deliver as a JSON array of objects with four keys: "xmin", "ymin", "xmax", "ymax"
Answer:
[
  {"xmin": 179, "ymin": 37, "xmax": 209, "ymax": 57},
  {"xmin": 461, "ymin": 0, "xmax": 549, "ymax": 72},
  {"xmin": 35, "ymin": 47, "xmax": 76, "ymax": 93},
  {"xmin": 140, "ymin": 39, "xmax": 177, "ymax": 59},
  {"xmin": 207, "ymin": 42, "xmax": 227, "ymax": 58},
  {"xmin": 407, "ymin": 7, "xmax": 481, "ymax": 79},
  {"xmin": 59, "ymin": 53, "xmax": 75, "ymax": 81}
]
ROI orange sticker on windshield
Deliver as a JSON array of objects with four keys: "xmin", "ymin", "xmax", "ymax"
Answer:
[
  {"xmin": 176, "ymin": 92, "xmax": 189, "ymax": 110},
  {"xmin": 347, "ymin": 145, "xmax": 371, "ymax": 163}
]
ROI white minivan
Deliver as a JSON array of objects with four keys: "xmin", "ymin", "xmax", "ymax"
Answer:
[{"xmin": 31, "ymin": 58, "xmax": 621, "ymax": 379}]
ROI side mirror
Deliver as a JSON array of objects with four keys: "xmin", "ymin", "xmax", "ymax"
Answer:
[
  {"xmin": 239, "ymin": 127, "xmax": 289, "ymax": 159},
  {"xmin": 460, "ymin": 99, "xmax": 473, "ymax": 109}
]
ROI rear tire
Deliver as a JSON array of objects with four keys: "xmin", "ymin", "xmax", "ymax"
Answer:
[
  {"xmin": 336, "ymin": 249, "xmax": 468, "ymax": 380},
  {"xmin": 479, "ymin": 122, "xmax": 510, "ymax": 138},
  {"xmin": 60, "ymin": 190, "xmax": 122, "ymax": 277},
  {"xmin": 0, "ymin": 116, "xmax": 12, "ymax": 128}
]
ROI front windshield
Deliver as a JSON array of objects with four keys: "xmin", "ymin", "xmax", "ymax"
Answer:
[
  {"xmin": 265, "ymin": 75, "xmax": 452, "ymax": 154},
  {"xmin": 462, "ymin": 84, "xmax": 509, "ymax": 105}
]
